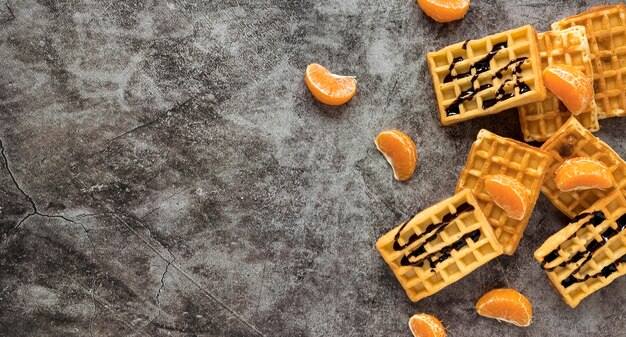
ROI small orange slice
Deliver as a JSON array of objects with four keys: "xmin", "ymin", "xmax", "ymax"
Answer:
[
  {"xmin": 476, "ymin": 288, "xmax": 533, "ymax": 327},
  {"xmin": 304, "ymin": 63, "xmax": 357, "ymax": 106},
  {"xmin": 375, "ymin": 130, "xmax": 418, "ymax": 181},
  {"xmin": 417, "ymin": 0, "xmax": 470, "ymax": 23},
  {"xmin": 554, "ymin": 157, "xmax": 615, "ymax": 192},
  {"xmin": 543, "ymin": 65, "xmax": 593, "ymax": 115},
  {"xmin": 409, "ymin": 313, "xmax": 446, "ymax": 337},
  {"xmin": 483, "ymin": 175, "xmax": 529, "ymax": 220}
]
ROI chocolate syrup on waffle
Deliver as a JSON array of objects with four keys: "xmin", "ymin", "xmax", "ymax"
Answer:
[
  {"xmin": 538, "ymin": 212, "xmax": 626, "ymax": 288},
  {"xmin": 392, "ymin": 202, "xmax": 480, "ymax": 269},
  {"xmin": 444, "ymin": 41, "xmax": 532, "ymax": 116}
]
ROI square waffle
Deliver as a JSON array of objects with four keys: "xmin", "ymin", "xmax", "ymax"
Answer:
[
  {"xmin": 552, "ymin": 4, "xmax": 626, "ymax": 119},
  {"xmin": 540, "ymin": 117, "xmax": 626, "ymax": 218},
  {"xmin": 427, "ymin": 25, "xmax": 546, "ymax": 126},
  {"xmin": 376, "ymin": 189, "xmax": 503, "ymax": 302},
  {"xmin": 534, "ymin": 191, "xmax": 626, "ymax": 308},
  {"xmin": 518, "ymin": 26, "xmax": 600, "ymax": 142},
  {"xmin": 456, "ymin": 130, "xmax": 552, "ymax": 255}
]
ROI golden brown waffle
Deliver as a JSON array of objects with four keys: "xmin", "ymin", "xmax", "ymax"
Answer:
[
  {"xmin": 540, "ymin": 117, "xmax": 626, "ymax": 218},
  {"xmin": 552, "ymin": 4, "xmax": 626, "ymax": 119},
  {"xmin": 534, "ymin": 191, "xmax": 626, "ymax": 308},
  {"xmin": 427, "ymin": 25, "xmax": 546, "ymax": 126},
  {"xmin": 518, "ymin": 26, "xmax": 600, "ymax": 142},
  {"xmin": 376, "ymin": 189, "xmax": 503, "ymax": 302},
  {"xmin": 456, "ymin": 130, "xmax": 552, "ymax": 255}
]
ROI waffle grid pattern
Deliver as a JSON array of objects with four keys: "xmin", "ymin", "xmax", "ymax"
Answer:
[
  {"xmin": 518, "ymin": 26, "xmax": 600, "ymax": 142},
  {"xmin": 456, "ymin": 130, "xmax": 552, "ymax": 255},
  {"xmin": 552, "ymin": 4, "xmax": 626, "ymax": 118},
  {"xmin": 534, "ymin": 191, "xmax": 626, "ymax": 307},
  {"xmin": 376, "ymin": 189, "xmax": 503, "ymax": 302},
  {"xmin": 427, "ymin": 25, "xmax": 546, "ymax": 126},
  {"xmin": 540, "ymin": 117, "xmax": 626, "ymax": 218}
]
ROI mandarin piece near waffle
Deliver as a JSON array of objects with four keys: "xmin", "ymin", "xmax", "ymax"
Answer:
[
  {"xmin": 518, "ymin": 26, "xmax": 600, "ymax": 142},
  {"xmin": 408, "ymin": 314, "xmax": 446, "ymax": 337},
  {"xmin": 552, "ymin": 4, "xmax": 626, "ymax": 119},
  {"xmin": 534, "ymin": 191, "xmax": 626, "ymax": 308},
  {"xmin": 376, "ymin": 189, "xmax": 503, "ymax": 302},
  {"xmin": 426, "ymin": 25, "xmax": 546, "ymax": 126},
  {"xmin": 540, "ymin": 117, "xmax": 626, "ymax": 218},
  {"xmin": 375, "ymin": 130, "xmax": 418, "ymax": 181},
  {"xmin": 456, "ymin": 130, "xmax": 552, "ymax": 255},
  {"xmin": 554, "ymin": 157, "xmax": 615, "ymax": 192},
  {"xmin": 475, "ymin": 288, "xmax": 533, "ymax": 327},
  {"xmin": 543, "ymin": 65, "xmax": 594, "ymax": 115}
]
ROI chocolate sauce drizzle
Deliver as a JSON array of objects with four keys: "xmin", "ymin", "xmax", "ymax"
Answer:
[
  {"xmin": 392, "ymin": 203, "xmax": 480, "ymax": 269},
  {"xmin": 443, "ymin": 41, "xmax": 533, "ymax": 117},
  {"xmin": 538, "ymin": 212, "xmax": 626, "ymax": 288}
]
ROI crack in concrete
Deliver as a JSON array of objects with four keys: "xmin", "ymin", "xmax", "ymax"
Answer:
[
  {"xmin": 0, "ymin": 3, "xmax": 15, "ymax": 25},
  {"xmin": 155, "ymin": 254, "xmax": 175, "ymax": 314}
]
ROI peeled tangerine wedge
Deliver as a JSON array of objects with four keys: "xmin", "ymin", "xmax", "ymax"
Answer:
[
  {"xmin": 417, "ymin": 0, "xmax": 470, "ymax": 23},
  {"xmin": 555, "ymin": 157, "xmax": 615, "ymax": 192},
  {"xmin": 305, "ymin": 63, "xmax": 357, "ymax": 105},
  {"xmin": 543, "ymin": 65, "xmax": 593, "ymax": 115},
  {"xmin": 483, "ymin": 175, "xmax": 530, "ymax": 220},
  {"xmin": 375, "ymin": 130, "xmax": 418, "ymax": 181},
  {"xmin": 409, "ymin": 314, "xmax": 446, "ymax": 337},
  {"xmin": 476, "ymin": 288, "xmax": 533, "ymax": 327}
]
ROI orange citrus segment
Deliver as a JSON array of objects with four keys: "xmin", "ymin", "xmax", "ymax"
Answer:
[
  {"xmin": 476, "ymin": 288, "xmax": 533, "ymax": 327},
  {"xmin": 554, "ymin": 157, "xmax": 615, "ymax": 192},
  {"xmin": 417, "ymin": 0, "xmax": 470, "ymax": 23},
  {"xmin": 374, "ymin": 130, "xmax": 418, "ymax": 181},
  {"xmin": 409, "ymin": 314, "xmax": 446, "ymax": 337},
  {"xmin": 304, "ymin": 63, "xmax": 357, "ymax": 106},
  {"xmin": 483, "ymin": 175, "xmax": 529, "ymax": 220},
  {"xmin": 543, "ymin": 65, "xmax": 593, "ymax": 115}
]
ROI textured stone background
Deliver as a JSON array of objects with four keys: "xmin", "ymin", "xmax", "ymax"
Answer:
[{"xmin": 1, "ymin": 0, "xmax": 625, "ymax": 336}]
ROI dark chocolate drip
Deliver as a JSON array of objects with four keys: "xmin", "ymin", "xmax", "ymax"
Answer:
[
  {"xmin": 561, "ymin": 253, "xmax": 626, "ymax": 288},
  {"xmin": 462, "ymin": 39, "xmax": 471, "ymax": 50},
  {"xmin": 393, "ymin": 203, "xmax": 474, "ymax": 251},
  {"xmin": 443, "ymin": 42, "xmax": 508, "ymax": 116},
  {"xmin": 481, "ymin": 58, "xmax": 530, "ymax": 109},
  {"xmin": 540, "ymin": 212, "xmax": 606, "ymax": 270},
  {"xmin": 543, "ymin": 213, "xmax": 626, "ymax": 288},
  {"xmin": 400, "ymin": 229, "xmax": 481, "ymax": 268}
]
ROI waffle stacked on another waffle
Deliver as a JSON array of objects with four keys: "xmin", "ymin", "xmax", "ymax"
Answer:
[
  {"xmin": 534, "ymin": 191, "xmax": 626, "ymax": 308},
  {"xmin": 427, "ymin": 25, "xmax": 546, "ymax": 126},
  {"xmin": 552, "ymin": 4, "xmax": 626, "ymax": 119},
  {"xmin": 518, "ymin": 26, "xmax": 600, "ymax": 142},
  {"xmin": 456, "ymin": 130, "xmax": 552, "ymax": 255},
  {"xmin": 540, "ymin": 117, "xmax": 626, "ymax": 218},
  {"xmin": 376, "ymin": 189, "xmax": 503, "ymax": 302}
]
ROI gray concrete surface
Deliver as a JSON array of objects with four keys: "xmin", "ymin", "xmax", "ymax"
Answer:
[{"xmin": 1, "ymin": 0, "xmax": 625, "ymax": 336}]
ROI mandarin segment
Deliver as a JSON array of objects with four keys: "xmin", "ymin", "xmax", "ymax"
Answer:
[
  {"xmin": 542, "ymin": 65, "xmax": 593, "ymax": 115},
  {"xmin": 304, "ymin": 63, "xmax": 357, "ymax": 105},
  {"xmin": 476, "ymin": 288, "xmax": 533, "ymax": 327},
  {"xmin": 417, "ymin": 0, "xmax": 470, "ymax": 23},
  {"xmin": 409, "ymin": 314, "xmax": 446, "ymax": 337},
  {"xmin": 483, "ymin": 175, "xmax": 530, "ymax": 221},
  {"xmin": 554, "ymin": 157, "xmax": 615, "ymax": 192},
  {"xmin": 374, "ymin": 130, "xmax": 418, "ymax": 181}
]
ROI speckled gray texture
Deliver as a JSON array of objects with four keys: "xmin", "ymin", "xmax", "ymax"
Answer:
[{"xmin": 1, "ymin": 0, "xmax": 626, "ymax": 336}]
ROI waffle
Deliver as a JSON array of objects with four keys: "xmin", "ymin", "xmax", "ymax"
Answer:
[
  {"xmin": 540, "ymin": 117, "xmax": 626, "ymax": 218},
  {"xmin": 376, "ymin": 189, "xmax": 503, "ymax": 302},
  {"xmin": 456, "ymin": 130, "xmax": 552, "ymax": 255},
  {"xmin": 534, "ymin": 191, "xmax": 626, "ymax": 308},
  {"xmin": 552, "ymin": 4, "xmax": 626, "ymax": 119},
  {"xmin": 427, "ymin": 25, "xmax": 546, "ymax": 126},
  {"xmin": 518, "ymin": 26, "xmax": 600, "ymax": 142}
]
